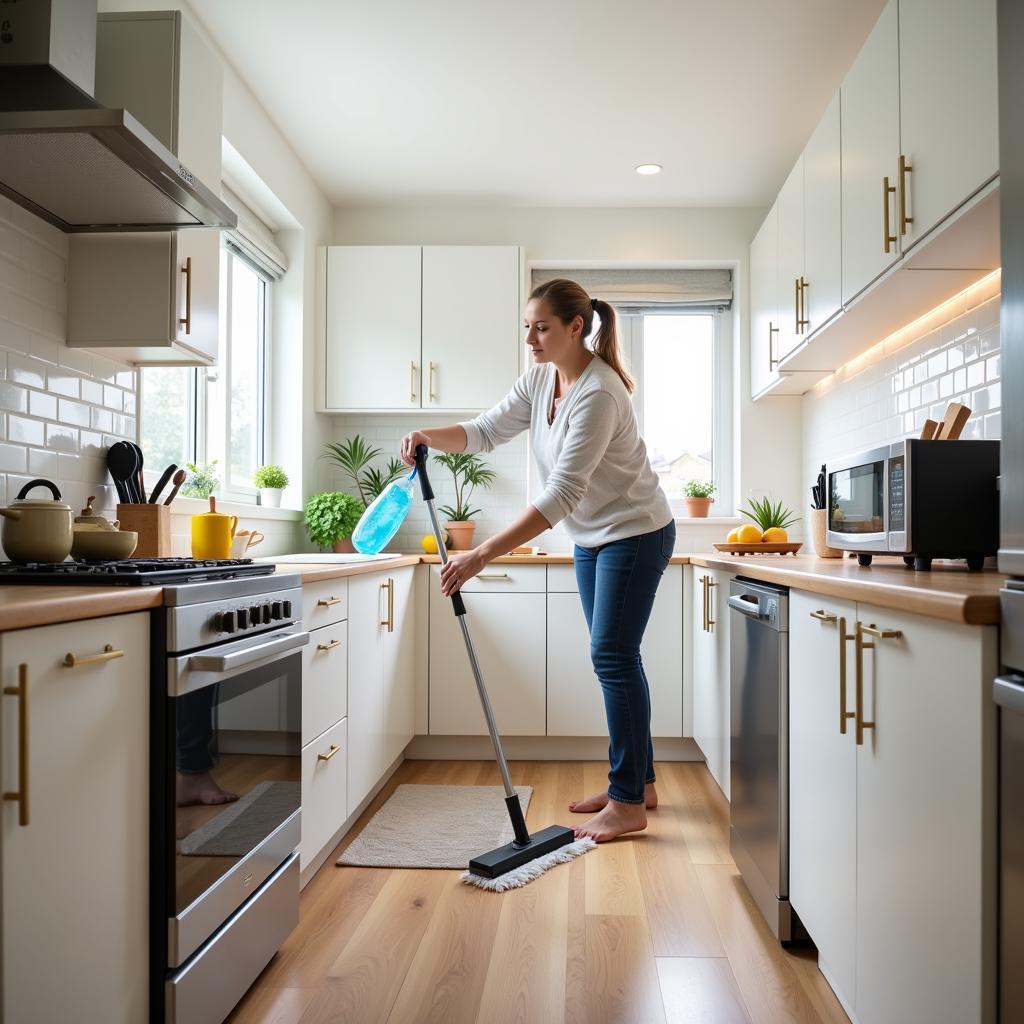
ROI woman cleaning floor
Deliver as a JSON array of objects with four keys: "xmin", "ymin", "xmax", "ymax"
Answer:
[{"xmin": 400, "ymin": 277, "xmax": 674, "ymax": 842}]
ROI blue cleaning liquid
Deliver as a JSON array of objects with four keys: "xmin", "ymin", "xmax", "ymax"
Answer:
[{"xmin": 351, "ymin": 470, "xmax": 416, "ymax": 554}]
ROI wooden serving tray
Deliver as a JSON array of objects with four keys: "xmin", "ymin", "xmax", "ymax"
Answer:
[{"xmin": 712, "ymin": 542, "xmax": 803, "ymax": 556}]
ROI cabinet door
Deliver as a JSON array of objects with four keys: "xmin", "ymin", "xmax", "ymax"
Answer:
[
  {"xmin": 1, "ymin": 615, "xmax": 149, "ymax": 1024},
  {"xmin": 898, "ymin": 0, "xmax": 998, "ymax": 250},
  {"xmin": 788, "ymin": 591, "xmax": 858, "ymax": 1007},
  {"xmin": 854, "ymin": 604, "xmax": 995, "ymax": 1024},
  {"xmin": 422, "ymin": 246, "xmax": 520, "ymax": 411},
  {"xmin": 300, "ymin": 717, "xmax": 348, "ymax": 871},
  {"xmin": 302, "ymin": 621, "xmax": 347, "ymax": 746},
  {"xmin": 691, "ymin": 570, "xmax": 721, "ymax": 787},
  {"xmin": 325, "ymin": 246, "xmax": 422, "ymax": 410},
  {"xmin": 776, "ymin": 155, "xmax": 805, "ymax": 361},
  {"xmin": 804, "ymin": 92, "xmax": 843, "ymax": 335},
  {"xmin": 346, "ymin": 573, "xmax": 384, "ymax": 811},
  {"xmin": 841, "ymin": 0, "xmax": 901, "ymax": 304},
  {"xmin": 382, "ymin": 567, "xmax": 416, "ymax": 765},
  {"xmin": 711, "ymin": 569, "xmax": 731, "ymax": 800},
  {"xmin": 749, "ymin": 202, "xmax": 780, "ymax": 398},
  {"xmin": 174, "ymin": 229, "xmax": 220, "ymax": 363},
  {"xmin": 429, "ymin": 579, "xmax": 546, "ymax": 736}
]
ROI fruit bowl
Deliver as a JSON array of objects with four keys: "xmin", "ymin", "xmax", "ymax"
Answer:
[{"xmin": 713, "ymin": 541, "xmax": 803, "ymax": 556}]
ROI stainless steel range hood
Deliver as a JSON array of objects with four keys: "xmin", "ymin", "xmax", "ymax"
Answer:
[{"xmin": 0, "ymin": 0, "xmax": 236, "ymax": 233}]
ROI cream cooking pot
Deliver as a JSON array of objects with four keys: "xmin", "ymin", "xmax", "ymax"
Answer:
[{"xmin": 0, "ymin": 479, "xmax": 74, "ymax": 563}]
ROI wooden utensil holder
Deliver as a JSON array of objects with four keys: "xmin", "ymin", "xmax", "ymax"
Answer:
[
  {"xmin": 810, "ymin": 507, "xmax": 843, "ymax": 559},
  {"xmin": 116, "ymin": 503, "xmax": 170, "ymax": 558}
]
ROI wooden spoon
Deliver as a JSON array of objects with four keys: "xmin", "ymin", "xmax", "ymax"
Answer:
[{"xmin": 162, "ymin": 469, "xmax": 187, "ymax": 506}]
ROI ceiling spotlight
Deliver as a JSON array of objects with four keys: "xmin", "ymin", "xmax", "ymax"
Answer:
[{"xmin": 635, "ymin": 163, "xmax": 662, "ymax": 175}]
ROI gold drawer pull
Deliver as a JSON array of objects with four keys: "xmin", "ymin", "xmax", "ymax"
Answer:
[
  {"xmin": 706, "ymin": 578, "xmax": 717, "ymax": 631},
  {"xmin": 429, "ymin": 361, "xmax": 437, "ymax": 401},
  {"xmin": 3, "ymin": 665, "xmax": 29, "ymax": 827},
  {"xmin": 883, "ymin": 176, "xmax": 897, "ymax": 253},
  {"xmin": 317, "ymin": 597, "xmax": 343, "ymax": 608},
  {"xmin": 410, "ymin": 360, "xmax": 417, "ymax": 402},
  {"xmin": 381, "ymin": 578, "xmax": 394, "ymax": 632},
  {"xmin": 63, "ymin": 644, "xmax": 124, "ymax": 668},
  {"xmin": 316, "ymin": 639, "xmax": 342, "ymax": 652},
  {"xmin": 853, "ymin": 621, "xmax": 894, "ymax": 745},
  {"xmin": 859, "ymin": 625, "xmax": 903, "ymax": 640},
  {"xmin": 899, "ymin": 154, "xmax": 913, "ymax": 235},
  {"xmin": 179, "ymin": 256, "xmax": 192, "ymax": 334},
  {"xmin": 478, "ymin": 572, "xmax": 510, "ymax": 580},
  {"xmin": 810, "ymin": 609, "xmax": 838, "ymax": 622},
  {"xmin": 768, "ymin": 322, "xmax": 779, "ymax": 370},
  {"xmin": 317, "ymin": 744, "xmax": 341, "ymax": 762},
  {"xmin": 838, "ymin": 617, "xmax": 856, "ymax": 735}
]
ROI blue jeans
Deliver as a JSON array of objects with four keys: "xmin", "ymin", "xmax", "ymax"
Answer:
[{"xmin": 574, "ymin": 520, "xmax": 676, "ymax": 804}]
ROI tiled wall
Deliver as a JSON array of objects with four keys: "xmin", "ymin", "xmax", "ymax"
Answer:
[
  {"xmin": 0, "ymin": 200, "xmax": 136, "ymax": 534},
  {"xmin": 803, "ymin": 271, "xmax": 1001, "ymax": 497}
]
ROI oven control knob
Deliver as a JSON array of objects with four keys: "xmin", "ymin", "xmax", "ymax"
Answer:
[
  {"xmin": 261, "ymin": 604, "xmax": 272, "ymax": 624},
  {"xmin": 237, "ymin": 608, "xmax": 249, "ymax": 629},
  {"xmin": 217, "ymin": 610, "xmax": 236, "ymax": 634},
  {"xmin": 282, "ymin": 600, "xmax": 293, "ymax": 619},
  {"xmin": 271, "ymin": 600, "xmax": 283, "ymax": 620},
  {"xmin": 250, "ymin": 605, "xmax": 263, "ymax": 625}
]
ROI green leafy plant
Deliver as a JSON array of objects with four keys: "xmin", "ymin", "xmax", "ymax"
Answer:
[
  {"xmin": 304, "ymin": 492, "xmax": 363, "ymax": 549},
  {"xmin": 181, "ymin": 460, "xmax": 219, "ymax": 499},
  {"xmin": 253, "ymin": 464, "xmax": 288, "ymax": 489},
  {"xmin": 742, "ymin": 496, "xmax": 801, "ymax": 532},
  {"xmin": 433, "ymin": 452, "xmax": 496, "ymax": 521},
  {"xmin": 321, "ymin": 436, "xmax": 403, "ymax": 508},
  {"xmin": 682, "ymin": 479, "xmax": 716, "ymax": 499}
]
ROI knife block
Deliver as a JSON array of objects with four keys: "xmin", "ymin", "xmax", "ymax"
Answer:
[
  {"xmin": 810, "ymin": 507, "xmax": 843, "ymax": 559},
  {"xmin": 117, "ymin": 504, "xmax": 171, "ymax": 558}
]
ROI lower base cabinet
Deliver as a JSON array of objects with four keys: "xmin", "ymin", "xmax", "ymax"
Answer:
[
  {"xmin": 301, "ymin": 717, "xmax": 349, "ymax": 871},
  {"xmin": 691, "ymin": 567, "xmax": 731, "ymax": 798}
]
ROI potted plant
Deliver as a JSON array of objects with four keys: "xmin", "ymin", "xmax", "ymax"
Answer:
[
  {"xmin": 253, "ymin": 464, "xmax": 289, "ymax": 507},
  {"xmin": 304, "ymin": 491, "xmax": 364, "ymax": 553},
  {"xmin": 181, "ymin": 460, "xmax": 219, "ymax": 500},
  {"xmin": 322, "ymin": 436, "xmax": 405, "ymax": 507},
  {"xmin": 681, "ymin": 479, "xmax": 716, "ymax": 517},
  {"xmin": 433, "ymin": 452, "xmax": 496, "ymax": 549}
]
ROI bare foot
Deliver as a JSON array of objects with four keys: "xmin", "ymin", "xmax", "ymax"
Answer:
[
  {"xmin": 570, "ymin": 783, "xmax": 658, "ymax": 813},
  {"xmin": 574, "ymin": 799, "xmax": 648, "ymax": 842},
  {"xmin": 176, "ymin": 771, "xmax": 239, "ymax": 807}
]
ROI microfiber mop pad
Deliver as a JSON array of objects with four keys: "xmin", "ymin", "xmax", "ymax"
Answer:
[{"xmin": 460, "ymin": 836, "xmax": 597, "ymax": 892}]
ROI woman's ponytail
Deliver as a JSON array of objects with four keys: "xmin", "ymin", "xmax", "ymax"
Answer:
[{"xmin": 589, "ymin": 298, "xmax": 635, "ymax": 394}]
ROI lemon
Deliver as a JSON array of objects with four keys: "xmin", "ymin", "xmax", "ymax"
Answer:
[
  {"xmin": 420, "ymin": 534, "xmax": 438, "ymax": 553},
  {"xmin": 737, "ymin": 523, "xmax": 763, "ymax": 544},
  {"xmin": 726, "ymin": 527, "xmax": 742, "ymax": 543},
  {"xmin": 762, "ymin": 527, "xmax": 788, "ymax": 544}
]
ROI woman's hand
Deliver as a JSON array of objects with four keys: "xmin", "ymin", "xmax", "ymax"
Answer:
[
  {"xmin": 440, "ymin": 547, "xmax": 486, "ymax": 597},
  {"xmin": 400, "ymin": 430, "xmax": 432, "ymax": 466}
]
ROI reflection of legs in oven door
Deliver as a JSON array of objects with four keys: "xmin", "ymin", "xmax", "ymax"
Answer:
[{"xmin": 176, "ymin": 686, "xmax": 238, "ymax": 806}]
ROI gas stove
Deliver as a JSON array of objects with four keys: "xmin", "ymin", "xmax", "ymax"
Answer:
[{"xmin": 0, "ymin": 558, "xmax": 276, "ymax": 586}]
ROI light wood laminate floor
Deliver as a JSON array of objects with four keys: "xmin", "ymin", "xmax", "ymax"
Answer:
[{"xmin": 228, "ymin": 760, "xmax": 850, "ymax": 1024}]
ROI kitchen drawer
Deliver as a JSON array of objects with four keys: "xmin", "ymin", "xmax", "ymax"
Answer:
[
  {"xmin": 302, "ymin": 621, "xmax": 347, "ymax": 745},
  {"xmin": 302, "ymin": 579, "xmax": 349, "ymax": 630},
  {"xmin": 547, "ymin": 564, "xmax": 578, "ymax": 592},
  {"xmin": 430, "ymin": 564, "xmax": 546, "ymax": 593},
  {"xmin": 300, "ymin": 716, "xmax": 348, "ymax": 871}
]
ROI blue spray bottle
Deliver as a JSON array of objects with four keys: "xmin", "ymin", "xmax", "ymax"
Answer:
[{"xmin": 351, "ymin": 466, "xmax": 418, "ymax": 554}]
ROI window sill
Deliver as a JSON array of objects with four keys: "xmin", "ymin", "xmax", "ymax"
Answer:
[{"xmin": 170, "ymin": 496, "xmax": 304, "ymax": 522}]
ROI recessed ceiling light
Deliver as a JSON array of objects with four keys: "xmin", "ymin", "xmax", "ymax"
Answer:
[{"xmin": 635, "ymin": 163, "xmax": 662, "ymax": 175}]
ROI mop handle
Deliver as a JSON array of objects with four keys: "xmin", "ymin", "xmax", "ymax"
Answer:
[{"xmin": 414, "ymin": 444, "xmax": 466, "ymax": 616}]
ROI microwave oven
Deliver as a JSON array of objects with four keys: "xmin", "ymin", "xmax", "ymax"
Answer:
[{"xmin": 826, "ymin": 439, "xmax": 999, "ymax": 570}]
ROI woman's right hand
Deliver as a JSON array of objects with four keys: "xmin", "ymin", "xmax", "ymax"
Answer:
[{"xmin": 400, "ymin": 430, "xmax": 431, "ymax": 466}]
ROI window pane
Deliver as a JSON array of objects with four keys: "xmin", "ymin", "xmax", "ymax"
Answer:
[
  {"xmin": 228, "ymin": 254, "xmax": 264, "ymax": 488},
  {"xmin": 140, "ymin": 367, "xmax": 193, "ymax": 472},
  {"xmin": 642, "ymin": 314, "xmax": 713, "ymax": 500}
]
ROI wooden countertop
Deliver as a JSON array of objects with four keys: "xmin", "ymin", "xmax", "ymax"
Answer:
[
  {"xmin": 418, "ymin": 553, "xmax": 692, "ymax": 566},
  {"xmin": 272, "ymin": 556, "xmax": 422, "ymax": 584},
  {"xmin": 0, "ymin": 585, "xmax": 165, "ymax": 632}
]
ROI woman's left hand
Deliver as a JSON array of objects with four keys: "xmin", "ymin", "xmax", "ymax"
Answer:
[{"xmin": 440, "ymin": 547, "xmax": 486, "ymax": 597}]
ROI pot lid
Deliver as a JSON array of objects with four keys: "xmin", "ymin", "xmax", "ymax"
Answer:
[
  {"xmin": 196, "ymin": 495, "xmax": 230, "ymax": 518},
  {"xmin": 75, "ymin": 495, "xmax": 113, "ymax": 525},
  {"xmin": 8, "ymin": 478, "xmax": 72, "ymax": 511}
]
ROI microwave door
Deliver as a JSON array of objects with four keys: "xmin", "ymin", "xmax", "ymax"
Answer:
[{"xmin": 827, "ymin": 460, "xmax": 888, "ymax": 550}]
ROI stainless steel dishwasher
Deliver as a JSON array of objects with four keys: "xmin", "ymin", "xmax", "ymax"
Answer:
[{"xmin": 728, "ymin": 577, "xmax": 793, "ymax": 941}]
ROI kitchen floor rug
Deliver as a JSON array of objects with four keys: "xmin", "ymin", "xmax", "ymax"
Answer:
[
  {"xmin": 337, "ymin": 784, "xmax": 533, "ymax": 869},
  {"xmin": 180, "ymin": 781, "xmax": 300, "ymax": 857}
]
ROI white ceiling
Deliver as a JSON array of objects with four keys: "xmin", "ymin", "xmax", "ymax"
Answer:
[{"xmin": 193, "ymin": 0, "xmax": 885, "ymax": 209}]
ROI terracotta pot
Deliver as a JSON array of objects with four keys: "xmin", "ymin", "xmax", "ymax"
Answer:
[
  {"xmin": 445, "ymin": 520, "xmax": 476, "ymax": 550},
  {"xmin": 333, "ymin": 537, "xmax": 356, "ymax": 553},
  {"xmin": 683, "ymin": 496, "xmax": 714, "ymax": 518}
]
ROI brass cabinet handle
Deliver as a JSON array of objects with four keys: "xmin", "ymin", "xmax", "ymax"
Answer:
[
  {"xmin": 860, "ymin": 624, "xmax": 903, "ymax": 641},
  {"xmin": 838, "ymin": 616, "xmax": 857, "ymax": 735},
  {"xmin": 706, "ymin": 578, "xmax": 717, "ymax": 632},
  {"xmin": 810, "ymin": 609, "xmax": 838, "ymax": 622},
  {"xmin": 410, "ymin": 361, "xmax": 417, "ymax": 402},
  {"xmin": 794, "ymin": 277, "xmax": 801, "ymax": 334},
  {"xmin": 478, "ymin": 572, "xmax": 510, "ymax": 580},
  {"xmin": 179, "ymin": 256, "xmax": 192, "ymax": 335},
  {"xmin": 898, "ymin": 154, "xmax": 913, "ymax": 236},
  {"xmin": 380, "ymin": 578, "xmax": 394, "ymax": 632},
  {"xmin": 429, "ymin": 361, "xmax": 437, "ymax": 402},
  {"xmin": 316, "ymin": 639, "xmax": 342, "ymax": 652},
  {"xmin": 63, "ymin": 644, "xmax": 124, "ymax": 669},
  {"xmin": 317, "ymin": 743, "xmax": 341, "ymax": 762},
  {"xmin": 3, "ymin": 665, "xmax": 29, "ymax": 827},
  {"xmin": 317, "ymin": 597, "xmax": 343, "ymax": 608},
  {"xmin": 798, "ymin": 277, "xmax": 809, "ymax": 332},
  {"xmin": 883, "ymin": 176, "xmax": 897, "ymax": 253},
  {"xmin": 854, "ymin": 621, "xmax": 884, "ymax": 745},
  {"xmin": 768, "ymin": 322, "xmax": 779, "ymax": 369},
  {"xmin": 700, "ymin": 575, "xmax": 709, "ymax": 632}
]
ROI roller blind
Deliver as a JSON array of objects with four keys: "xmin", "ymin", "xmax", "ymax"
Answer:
[
  {"xmin": 530, "ymin": 267, "xmax": 732, "ymax": 311},
  {"xmin": 220, "ymin": 184, "xmax": 288, "ymax": 281}
]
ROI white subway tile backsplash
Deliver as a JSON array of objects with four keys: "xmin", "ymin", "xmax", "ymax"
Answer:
[
  {"xmin": 28, "ymin": 447, "xmax": 59, "ymax": 478},
  {"xmin": 0, "ymin": 442, "xmax": 27, "ymax": 472},
  {"xmin": 29, "ymin": 390, "xmax": 57, "ymax": 419},
  {"xmin": 80, "ymin": 378, "xmax": 103, "ymax": 405},
  {"xmin": 7, "ymin": 353, "xmax": 44, "ymax": 388},
  {"xmin": 103, "ymin": 384, "xmax": 123, "ymax": 411},
  {"xmin": 7, "ymin": 415, "xmax": 44, "ymax": 446},
  {"xmin": 0, "ymin": 382, "xmax": 27, "ymax": 413},
  {"xmin": 90, "ymin": 407, "xmax": 113, "ymax": 432},
  {"xmin": 46, "ymin": 370, "xmax": 79, "ymax": 398},
  {"xmin": 45, "ymin": 422, "xmax": 78, "ymax": 452},
  {"xmin": 58, "ymin": 398, "xmax": 90, "ymax": 427}
]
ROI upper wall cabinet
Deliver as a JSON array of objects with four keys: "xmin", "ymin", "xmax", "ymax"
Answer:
[
  {"xmin": 322, "ymin": 245, "xmax": 521, "ymax": 413},
  {"xmin": 67, "ymin": 11, "xmax": 224, "ymax": 366},
  {"xmin": 749, "ymin": 202, "xmax": 780, "ymax": 398},
  {"xmin": 776, "ymin": 156, "xmax": 805, "ymax": 362},
  {"xmin": 803, "ymin": 92, "xmax": 842, "ymax": 335}
]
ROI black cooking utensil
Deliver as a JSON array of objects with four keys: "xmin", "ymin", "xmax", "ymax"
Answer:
[
  {"xmin": 131, "ymin": 443, "xmax": 146, "ymax": 502},
  {"xmin": 107, "ymin": 442, "xmax": 140, "ymax": 503},
  {"xmin": 149, "ymin": 464, "xmax": 177, "ymax": 504}
]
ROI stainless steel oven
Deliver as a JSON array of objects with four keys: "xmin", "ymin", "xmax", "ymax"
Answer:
[{"xmin": 151, "ymin": 574, "xmax": 308, "ymax": 1024}]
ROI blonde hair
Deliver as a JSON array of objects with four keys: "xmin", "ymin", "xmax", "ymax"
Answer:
[{"xmin": 528, "ymin": 278, "xmax": 635, "ymax": 393}]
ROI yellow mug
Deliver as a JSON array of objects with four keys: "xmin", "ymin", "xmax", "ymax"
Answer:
[{"xmin": 191, "ymin": 496, "xmax": 238, "ymax": 560}]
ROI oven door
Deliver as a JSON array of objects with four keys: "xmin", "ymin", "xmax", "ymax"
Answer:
[
  {"xmin": 826, "ymin": 447, "xmax": 889, "ymax": 551},
  {"xmin": 165, "ymin": 626, "xmax": 307, "ymax": 968}
]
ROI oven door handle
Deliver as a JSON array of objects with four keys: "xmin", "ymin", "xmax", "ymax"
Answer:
[
  {"xmin": 188, "ymin": 631, "xmax": 309, "ymax": 673},
  {"xmin": 994, "ymin": 675, "xmax": 1024, "ymax": 714}
]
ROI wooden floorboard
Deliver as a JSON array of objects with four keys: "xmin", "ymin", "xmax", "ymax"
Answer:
[{"xmin": 228, "ymin": 759, "xmax": 849, "ymax": 1024}]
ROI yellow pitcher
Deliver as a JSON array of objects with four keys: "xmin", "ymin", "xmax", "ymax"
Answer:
[{"xmin": 191, "ymin": 496, "xmax": 238, "ymax": 559}]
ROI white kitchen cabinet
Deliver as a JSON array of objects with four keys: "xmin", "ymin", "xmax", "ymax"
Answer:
[
  {"xmin": 897, "ymin": 0, "xmax": 998, "ymax": 251},
  {"xmin": 776, "ymin": 156, "xmax": 805, "ymax": 361},
  {"xmin": 749, "ymin": 202, "xmax": 780, "ymax": 398},
  {"xmin": 690, "ymin": 567, "xmax": 730, "ymax": 799},
  {"xmin": 300, "ymin": 717, "xmax": 348, "ymax": 872},
  {"xmin": 1, "ymin": 614, "xmax": 149, "ymax": 1024},
  {"xmin": 840, "ymin": 0, "xmax": 901, "ymax": 304},
  {"xmin": 546, "ymin": 566, "xmax": 683, "ymax": 738},
  {"xmin": 347, "ymin": 569, "xmax": 416, "ymax": 811},
  {"xmin": 421, "ymin": 246, "xmax": 521, "ymax": 411},
  {"xmin": 428, "ymin": 567, "xmax": 546, "ymax": 735},
  {"xmin": 69, "ymin": 9, "xmax": 223, "ymax": 365},
  {"xmin": 325, "ymin": 246, "xmax": 422, "ymax": 410},
  {"xmin": 803, "ymin": 91, "xmax": 842, "ymax": 335},
  {"xmin": 302, "ymin": 620, "xmax": 347, "ymax": 745}
]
